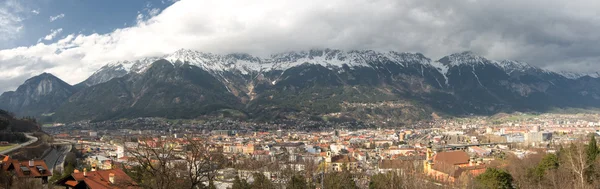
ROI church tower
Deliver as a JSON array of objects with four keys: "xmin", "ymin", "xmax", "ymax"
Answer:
[{"xmin": 424, "ymin": 143, "xmax": 434, "ymax": 174}]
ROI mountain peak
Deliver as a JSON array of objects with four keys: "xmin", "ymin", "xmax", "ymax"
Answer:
[
  {"xmin": 495, "ymin": 60, "xmax": 540, "ymax": 73},
  {"xmin": 170, "ymin": 48, "xmax": 202, "ymax": 58},
  {"xmin": 24, "ymin": 72, "xmax": 58, "ymax": 84},
  {"xmin": 438, "ymin": 51, "xmax": 489, "ymax": 66}
]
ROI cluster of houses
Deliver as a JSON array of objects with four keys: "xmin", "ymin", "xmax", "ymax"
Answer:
[{"xmin": 0, "ymin": 155, "xmax": 138, "ymax": 189}]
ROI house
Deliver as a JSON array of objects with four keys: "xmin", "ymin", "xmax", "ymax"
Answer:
[
  {"xmin": 87, "ymin": 155, "xmax": 112, "ymax": 170},
  {"xmin": 0, "ymin": 155, "xmax": 52, "ymax": 184},
  {"xmin": 55, "ymin": 168, "xmax": 140, "ymax": 189}
]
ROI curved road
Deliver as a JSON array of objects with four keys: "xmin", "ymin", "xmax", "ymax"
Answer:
[{"xmin": 0, "ymin": 133, "xmax": 38, "ymax": 155}]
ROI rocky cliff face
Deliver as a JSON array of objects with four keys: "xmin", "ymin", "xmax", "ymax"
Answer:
[{"xmin": 0, "ymin": 73, "xmax": 76, "ymax": 116}]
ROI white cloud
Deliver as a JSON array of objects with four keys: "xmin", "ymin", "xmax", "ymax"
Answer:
[
  {"xmin": 148, "ymin": 8, "xmax": 160, "ymax": 17},
  {"xmin": 31, "ymin": 10, "xmax": 39, "ymax": 15},
  {"xmin": 49, "ymin": 13, "xmax": 65, "ymax": 22},
  {"xmin": 1, "ymin": 0, "xmax": 600, "ymax": 93},
  {"xmin": 0, "ymin": 0, "xmax": 25, "ymax": 41},
  {"xmin": 43, "ymin": 28, "xmax": 63, "ymax": 41}
]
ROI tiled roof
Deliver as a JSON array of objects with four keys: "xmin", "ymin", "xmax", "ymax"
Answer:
[
  {"xmin": 433, "ymin": 151, "xmax": 469, "ymax": 165},
  {"xmin": 1, "ymin": 156, "xmax": 52, "ymax": 178},
  {"xmin": 59, "ymin": 168, "xmax": 140, "ymax": 189},
  {"xmin": 331, "ymin": 155, "xmax": 357, "ymax": 163}
]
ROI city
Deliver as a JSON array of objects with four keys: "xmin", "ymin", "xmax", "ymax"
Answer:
[{"xmin": 0, "ymin": 112, "xmax": 588, "ymax": 188}]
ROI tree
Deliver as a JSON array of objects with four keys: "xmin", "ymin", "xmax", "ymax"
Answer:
[
  {"xmin": 323, "ymin": 171, "xmax": 358, "ymax": 189},
  {"xmin": 585, "ymin": 135, "xmax": 599, "ymax": 183},
  {"xmin": 563, "ymin": 143, "xmax": 594, "ymax": 188},
  {"xmin": 250, "ymin": 173, "xmax": 275, "ymax": 189},
  {"xmin": 382, "ymin": 143, "xmax": 391, "ymax": 149},
  {"xmin": 63, "ymin": 163, "xmax": 74, "ymax": 177},
  {"xmin": 369, "ymin": 172, "xmax": 403, "ymax": 189},
  {"xmin": 0, "ymin": 118, "xmax": 9, "ymax": 131},
  {"xmin": 180, "ymin": 138, "xmax": 225, "ymax": 189},
  {"xmin": 529, "ymin": 153, "xmax": 559, "ymax": 183},
  {"xmin": 206, "ymin": 181, "xmax": 217, "ymax": 189},
  {"xmin": 48, "ymin": 170, "xmax": 62, "ymax": 184},
  {"xmin": 126, "ymin": 136, "xmax": 223, "ymax": 189},
  {"xmin": 286, "ymin": 175, "xmax": 308, "ymax": 189},
  {"xmin": 475, "ymin": 168, "xmax": 514, "ymax": 189},
  {"xmin": 10, "ymin": 178, "xmax": 42, "ymax": 189},
  {"xmin": 0, "ymin": 168, "xmax": 12, "ymax": 189},
  {"xmin": 232, "ymin": 176, "xmax": 250, "ymax": 189}
]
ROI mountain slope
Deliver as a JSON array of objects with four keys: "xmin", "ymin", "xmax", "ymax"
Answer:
[
  {"xmin": 0, "ymin": 73, "xmax": 76, "ymax": 117},
  {"xmin": 54, "ymin": 59, "xmax": 242, "ymax": 122}
]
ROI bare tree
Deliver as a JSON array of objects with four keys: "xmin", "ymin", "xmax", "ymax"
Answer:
[
  {"xmin": 126, "ymin": 136, "xmax": 224, "ymax": 189},
  {"xmin": 127, "ymin": 137, "xmax": 181, "ymax": 189},
  {"xmin": 563, "ymin": 143, "xmax": 593, "ymax": 189},
  {"xmin": 180, "ymin": 137, "xmax": 225, "ymax": 189}
]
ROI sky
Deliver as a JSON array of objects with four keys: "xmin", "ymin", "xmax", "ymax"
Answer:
[{"xmin": 0, "ymin": 0, "xmax": 599, "ymax": 93}]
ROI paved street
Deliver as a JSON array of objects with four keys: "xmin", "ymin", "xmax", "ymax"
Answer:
[{"xmin": 0, "ymin": 133, "xmax": 37, "ymax": 155}]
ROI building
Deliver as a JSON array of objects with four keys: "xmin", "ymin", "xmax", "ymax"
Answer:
[
  {"xmin": 325, "ymin": 152, "xmax": 358, "ymax": 172},
  {"xmin": 468, "ymin": 146, "xmax": 491, "ymax": 157},
  {"xmin": 525, "ymin": 132, "xmax": 553, "ymax": 143},
  {"xmin": 0, "ymin": 155, "xmax": 52, "ymax": 184},
  {"xmin": 87, "ymin": 155, "xmax": 112, "ymax": 170},
  {"xmin": 55, "ymin": 168, "xmax": 140, "ymax": 189},
  {"xmin": 424, "ymin": 149, "xmax": 486, "ymax": 183},
  {"xmin": 505, "ymin": 134, "xmax": 525, "ymax": 143}
]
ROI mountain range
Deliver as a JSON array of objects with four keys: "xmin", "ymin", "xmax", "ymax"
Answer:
[{"xmin": 1, "ymin": 49, "xmax": 599, "ymax": 124}]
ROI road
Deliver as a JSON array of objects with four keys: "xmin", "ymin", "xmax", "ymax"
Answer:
[{"xmin": 0, "ymin": 133, "xmax": 38, "ymax": 155}]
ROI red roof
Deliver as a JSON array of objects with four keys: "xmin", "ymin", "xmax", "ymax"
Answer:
[
  {"xmin": 1, "ymin": 156, "xmax": 52, "ymax": 178},
  {"xmin": 433, "ymin": 151, "xmax": 470, "ymax": 165},
  {"xmin": 58, "ymin": 168, "xmax": 140, "ymax": 189}
]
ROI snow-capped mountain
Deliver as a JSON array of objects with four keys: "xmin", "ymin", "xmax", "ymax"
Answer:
[
  {"xmin": 6, "ymin": 48, "xmax": 600, "ymax": 123},
  {"xmin": 557, "ymin": 71, "xmax": 600, "ymax": 79},
  {"xmin": 82, "ymin": 49, "xmax": 436, "ymax": 86},
  {"xmin": 87, "ymin": 49, "xmax": 589, "ymax": 88},
  {"xmin": 435, "ymin": 51, "xmax": 546, "ymax": 75}
]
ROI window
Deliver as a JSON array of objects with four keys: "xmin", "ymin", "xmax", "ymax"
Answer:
[
  {"xmin": 20, "ymin": 166, "xmax": 30, "ymax": 175},
  {"xmin": 36, "ymin": 166, "xmax": 45, "ymax": 173}
]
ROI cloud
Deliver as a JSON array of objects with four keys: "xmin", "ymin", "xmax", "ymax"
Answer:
[
  {"xmin": 0, "ymin": 0, "xmax": 26, "ymax": 41},
  {"xmin": 43, "ymin": 28, "xmax": 63, "ymax": 41},
  {"xmin": 148, "ymin": 8, "xmax": 160, "ymax": 17},
  {"xmin": 1, "ymin": 0, "xmax": 600, "ymax": 93},
  {"xmin": 49, "ymin": 13, "xmax": 64, "ymax": 22},
  {"xmin": 31, "ymin": 10, "xmax": 39, "ymax": 15}
]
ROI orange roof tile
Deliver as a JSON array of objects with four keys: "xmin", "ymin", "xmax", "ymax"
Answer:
[
  {"xmin": 65, "ymin": 180, "xmax": 78, "ymax": 187},
  {"xmin": 433, "ymin": 151, "xmax": 470, "ymax": 165},
  {"xmin": 65, "ymin": 168, "xmax": 139, "ymax": 189}
]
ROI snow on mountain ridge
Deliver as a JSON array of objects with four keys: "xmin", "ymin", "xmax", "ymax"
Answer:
[
  {"xmin": 98, "ymin": 49, "xmax": 592, "ymax": 84},
  {"xmin": 438, "ymin": 51, "xmax": 491, "ymax": 66},
  {"xmin": 495, "ymin": 60, "xmax": 542, "ymax": 74},
  {"xmin": 104, "ymin": 49, "xmax": 433, "ymax": 75},
  {"xmin": 558, "ymin": 71, "xmax": 600, "ymax": 79}
]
